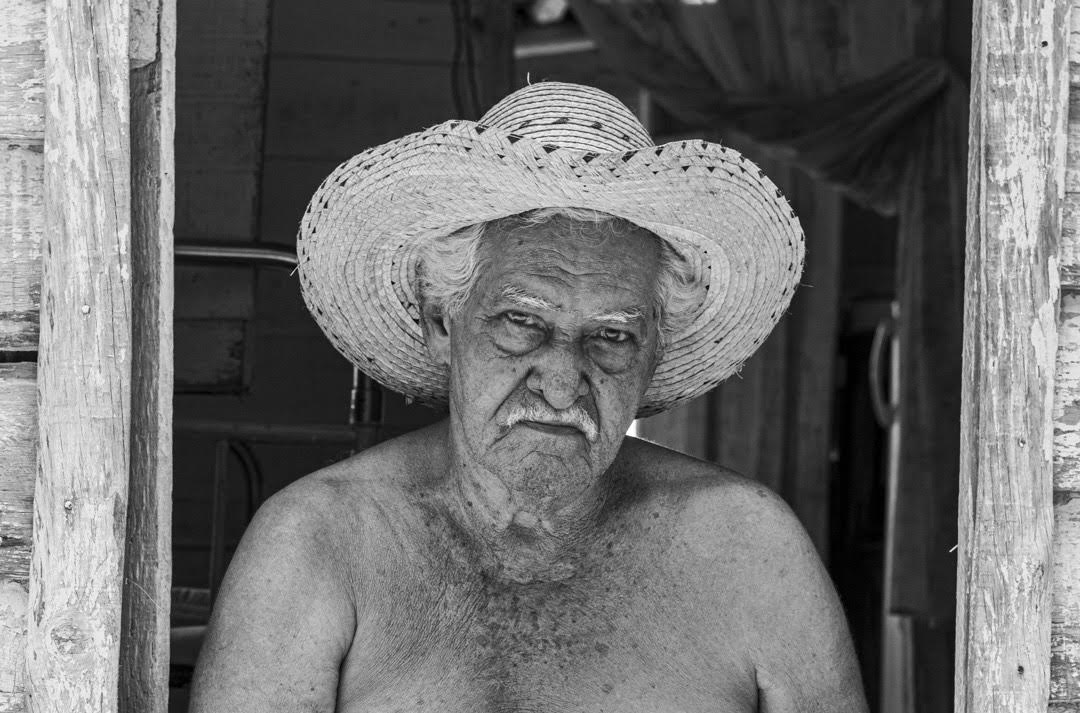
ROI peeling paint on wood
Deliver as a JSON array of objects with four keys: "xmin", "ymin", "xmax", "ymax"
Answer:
[
  {"xmin": 0, "ymin": 0, "xmax": 44, "ymax": 141},
  {"xmin": 0, "ymin": 141, "xmax": 43, "ymax": 351},
  {"xmin": 1050, "ymin": 703, "xmax": 1080, "ymax": 713},
  {"xmin": 0, "ymin": 363, "xmax": 35, "ymax": 586},
  {"xmin": 1057, "ymin": 3, "xmax": 1080, "ymax": 709},
  {"xmin": 128, "ymin": 0, "xmax": 159, "ymax": 68},
  {"xmin": 1055, "ymin": 292, "xmax": 1080, "ymax": 490},
  {"xmin": 0, "ymin": 364, "xmax": 33, "ymax": 713},
  {"xmin": 0, "ymin": 579, "xmax": 28, "ymax": 709},
  {"xmin": 1052, "ymin": 493, "xmax": 1080, "ymax": 702},
  {"xmin": 958, "ymin": 2, "xmax": 1070, "ymax": 713},
  {"xmin": 1059, "ymin": 4, "xmax": 1080, "ymax": 285}
]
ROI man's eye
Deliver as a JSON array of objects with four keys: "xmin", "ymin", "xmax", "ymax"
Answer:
[
  {"xmin": 596, "ymin": 328, "xmax": 631, "ymax": 344},
  {"xmin": 504, "ymin": 311, "xmax": 541, "ymax": 328}
]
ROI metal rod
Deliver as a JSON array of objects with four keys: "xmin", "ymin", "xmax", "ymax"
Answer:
[
  {"xmin": 175, "ymin": 418, "xmax": 363, "ymax": 445},
  {"xmin": 175, "ymin": 242, "xmax": 298, "ymax": 268},
  {"xmin": 513, "ymin": 26, "xmax": 596, "ymax": 59}
]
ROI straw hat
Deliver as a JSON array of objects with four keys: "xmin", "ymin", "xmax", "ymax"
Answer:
[{"xmin": 297, "ymin": 82, "xmax": 804, "ymax": 417}]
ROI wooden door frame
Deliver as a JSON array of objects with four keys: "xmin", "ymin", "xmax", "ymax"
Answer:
[
  {"xmin": 26, "ymin": 0, "xmax": 174, "ymax": 710},
  {"xmin": 956, "ymin": 0, "xmax": 1071, "ymax": 711},
  {"xmin": 19, "ymin": 0, "xmax": 1078, "ymax": 710}
]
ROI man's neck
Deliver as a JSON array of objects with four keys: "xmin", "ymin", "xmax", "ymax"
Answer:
[{"xmin": 440, "ymin": 423, "xmax": 609, "ymax": 584}]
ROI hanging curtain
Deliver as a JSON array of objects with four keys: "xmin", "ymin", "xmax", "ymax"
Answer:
[{"xmin": 571, "ymin": 1, "xmax": 966, "ymax": 711}]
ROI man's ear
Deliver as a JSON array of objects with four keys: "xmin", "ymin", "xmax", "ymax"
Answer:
[{"xmin": 420, "ymin": 301, "xmax": 451, "ymax": 365}]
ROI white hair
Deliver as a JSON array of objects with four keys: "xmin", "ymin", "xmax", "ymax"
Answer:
[{"xmin": 416, "ymin": 207, "xmax": 703, "ymax": 351}]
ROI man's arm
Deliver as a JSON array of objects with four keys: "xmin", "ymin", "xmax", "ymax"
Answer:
[
  {"xmin": 189, "ymin": 480, "xmax": 357, "ymax": 712},
  {"xmin": 740, "ymin": 488, "xmax": 868, "ymax": 713},
  {"xmin": 670, "ymin": 467, "xmax": 868, "ymax": 713}
]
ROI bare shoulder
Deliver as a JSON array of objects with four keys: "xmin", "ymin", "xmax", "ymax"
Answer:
[
  {"xmin": 190, "ymin": 425, "xmax": 448, "ymax": 712},
  {"xmin": 269, "ymin": 420, "xmax": 447, "ymax": 528},
  {"xmin": 614, "ymin": 435, "xmax": 783, "ymax": 528},
  {"xmin": 614, "ymin": 437, "xmax": 868, "ymax": 712}
]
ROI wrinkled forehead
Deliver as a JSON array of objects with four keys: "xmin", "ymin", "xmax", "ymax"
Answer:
[
  {"xmin": 484, "ymin": 212, "xmax": 662, "ymax": 250},
  {"xmin": 472, "ymin": 217, "xmax": 664, "ymax": 321},
  {"xmin": 477, "ymin": 213, "xmax": 664, "ymax": 277}
]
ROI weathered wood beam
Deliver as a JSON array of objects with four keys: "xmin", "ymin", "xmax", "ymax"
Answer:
[
  {"xmin": 0, "ymin": 363, "xmax": 36, "ymax": 711},
  {"xmin": 0, "ymin": 143, "xmax": 43, "ymax": 352},
  {"xmin": 1060, "ymin": 6, "xmax": 1080, "ymax": 288},
  {"xmin": 118, "ymin": 0, "xmax": 174, "ymax": 709},
  {"xmin": 957, "ymin": 1, "xmax": 1071, "ymax": 712},
  {"xmin": 26, "ymin": 0, "xmax": 133, "ymax": 710},
  {"xmin": 0, "ymin": 0, "xmax": 46, "ymax": 354},
  {"xmin": 0, "ymin": 1, "xmax": 45, "ymax": 141}
]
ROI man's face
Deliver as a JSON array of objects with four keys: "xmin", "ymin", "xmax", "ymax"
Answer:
[{"xmin": 442, "ymin": 215, "xmax": 663, "ymax": 511}]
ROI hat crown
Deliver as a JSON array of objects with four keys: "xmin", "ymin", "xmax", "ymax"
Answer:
[{"xmin": 478, "ymin": 82, "xmax": 654, "ymax": 152}]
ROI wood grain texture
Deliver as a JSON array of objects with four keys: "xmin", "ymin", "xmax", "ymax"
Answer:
[
  {"xmin": 0, "ymin": 364, "xmax": 34, "ymax": 713},
  {"xmin": 128, "ymin": 0, "xmax": 158, "ymax": 68},
  {"xmin": 1051, "ymin": 702, "xmax": 1080, "ymax": 713},
  {"xmin": 1061, "ymin": 4, "xmax": 1080, "ymax": 286},
  {"xmin": 119, "ymin": 0, "xmax": 173, "ymax": 709},
  {"xmin": 25, "ymin": 0, "xmax": 133, "ymax": 709},
  {"xmin": 0, "ymin": 363, "xmax": 35, "ymax": 585},
  {"xmin": 0, "ymin": 579, "xmax": 28, "ymax": 712},
  {"xmin": 1056, "ymin": 293, "xmax": 1080, "ymax": 491},
  {"xmin": 0, "ymin": 141, "xmax": 42, "ymax": 351},
  {"xmin": 1052, "ymin": 491, "xmax": 1080, "ymax": 703},
  {"xmin": 957, "ymin": 0, "xmax": 1070, "ymax": 711},
  {"xmin": 0, "ymin": 0, "xmax": 45, "ymax": 140},
  {"xmin": 1056, "ymin": 3, "xmax": 1080, "ymax": 709}
]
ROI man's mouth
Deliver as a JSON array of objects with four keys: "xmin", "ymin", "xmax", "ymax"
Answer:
[{"xmin": 519, "ymin": 420, "xmax": 585, "ymax": 438}]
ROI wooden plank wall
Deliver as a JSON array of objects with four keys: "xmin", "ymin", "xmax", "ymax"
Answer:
[
  {"xmin": 1052, "ymin": 4, "xmax": 1080, "ymax": 710},
  {"xmin": 0, "ymin": 364, "xmax": 35, "ymax": 712},
  {"xmin": 171, "ymin": 0, "xmax": 464, "ymax": 590},
  {"xmin": 173, "ymin": 0, "xmax": 271, "ymax": 391},
  {"xmin": 0, "ymin": 0, "xmax": 44, "ymax": 709},
  {"xmin": 0, "ymin": 0, "xmax": 44, "ymax": 352}
]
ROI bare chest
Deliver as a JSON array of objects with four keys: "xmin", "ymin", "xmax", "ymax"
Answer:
[{"xmin": 337, "ymin": 545, "xmax": 758, "ymax": 713}]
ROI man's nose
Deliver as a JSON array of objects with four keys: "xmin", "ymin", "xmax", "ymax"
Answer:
[{"xmin": 525, "ymin": 342, "xmax": 590, "ymax": 411}]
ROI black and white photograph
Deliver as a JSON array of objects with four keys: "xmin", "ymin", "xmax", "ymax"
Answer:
[{"xmin": 0, "ymin": 1, "xmax": 1075, "ymax": 712}]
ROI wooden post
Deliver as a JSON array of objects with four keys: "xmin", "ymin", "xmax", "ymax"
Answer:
[
  {"xmin": 26, "ymin": 0, "xmax": 133, "ymax": 710},
  {"xmin": 119, "ymin": 0, "xmax": 174, "ymax": 709},
  {"xmin": 957, "ymin": 1, "xmax": 1071, "ymax": 712}
]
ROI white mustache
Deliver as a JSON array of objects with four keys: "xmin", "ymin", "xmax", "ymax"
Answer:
[{"xmin": 502, "ymin": 402, "xmax": 599, "ymax": 443}]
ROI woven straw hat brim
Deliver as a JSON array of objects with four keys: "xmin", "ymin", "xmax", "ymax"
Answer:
[{"xmin": 297, "ymin": 120, "xmax": 804, "ymax": 418}]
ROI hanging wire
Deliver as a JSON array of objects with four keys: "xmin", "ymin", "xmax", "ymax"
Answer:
[
  {"xmin": 460, "ymin": 0, "xmax": 482, "ymax": 117},
  {"xmin": 449, "ymin": 0, "xmax": 466, "ymax": 117},
  {"xmin": 450, "ymin": 0, "xmax": 483, "ymax": 118}
]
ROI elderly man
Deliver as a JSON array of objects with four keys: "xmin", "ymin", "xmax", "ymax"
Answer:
[{"xmin": 190, "ymin": 83, "xmax": 867, "ymax": 712}]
